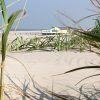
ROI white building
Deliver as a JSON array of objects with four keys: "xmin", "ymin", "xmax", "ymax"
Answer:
[{"xmin": 42, "ymin": 27, "xmax": 72, "ymax": 35}]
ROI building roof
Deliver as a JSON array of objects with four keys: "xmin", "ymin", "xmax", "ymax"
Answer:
[{"xmin": 58, "ymin": 27, "xmax": 68, "ymax": 30}]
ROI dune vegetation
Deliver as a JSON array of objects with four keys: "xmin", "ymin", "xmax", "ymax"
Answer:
[
  {"xmin": 6, "ymin": 34, "xmax": 90, "ymax": 52},
  {"xmin": 0, "ymin": 0, "xmax": 100, "ymax": 100}
]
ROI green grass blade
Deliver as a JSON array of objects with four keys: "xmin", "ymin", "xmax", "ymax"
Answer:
[
  {"xmin": 1, "ymin": 0, "xmax": 8, "ymax": 24},
  {"xmin": 79, "ymin": 32, "xmax": 100, "ymax": 42},
  {"xmin": 2, "ymin": 9, "xmax": 23, "ymax": 61}
]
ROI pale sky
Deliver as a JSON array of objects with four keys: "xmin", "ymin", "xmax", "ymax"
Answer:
[{"xmin": 1, "ymin": 0, "xmax": 98, "ymax": 29}]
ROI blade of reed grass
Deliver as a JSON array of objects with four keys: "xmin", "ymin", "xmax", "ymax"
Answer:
[
  {"xmin": 2, "ymin": 9, "xmax": 23, "ymax": 62},
  {"xmin": 53, "ymin": 66, "xmax": 100, "ymax": 76},
  {"xmin": 76, "ymin": 74, "xmax": 100, "ymax": 86},
  {"xmin": 0, "ymin": 0, "xmax": 8, "ymax": 99},
  {"xmin": 90, "ymin": 0, "xmax": 100, "ymax": 9},
  {"xmin": 1, "ymin": 0, "xmax": 8, "ymax": 25}
]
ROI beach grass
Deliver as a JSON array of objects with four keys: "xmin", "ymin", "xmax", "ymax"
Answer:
[
  {"xmin": 0, "ymin": 0, "xmax": 100, "ymax": 100},
  {"xmin": 6, "ymin": 33, "xmax": 90, "ymax": 52},
  {"xmin": 0, "ymin": 0, "xmax": 25, "ymax": 99}
]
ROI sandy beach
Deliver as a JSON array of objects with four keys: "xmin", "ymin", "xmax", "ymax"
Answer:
[{"xmin": 2, "ymin": 51, "xmax": 100, "ymax": 95}]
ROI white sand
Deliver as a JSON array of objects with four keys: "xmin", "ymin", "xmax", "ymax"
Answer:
[{"xmin": 2, "ymin": 51, "xmax": 100, "ymax": 99}]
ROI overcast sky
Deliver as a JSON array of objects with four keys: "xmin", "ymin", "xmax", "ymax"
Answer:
[{"xmin": 2, "ymin": 0, "xmax": 97, "ymax": 29}]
